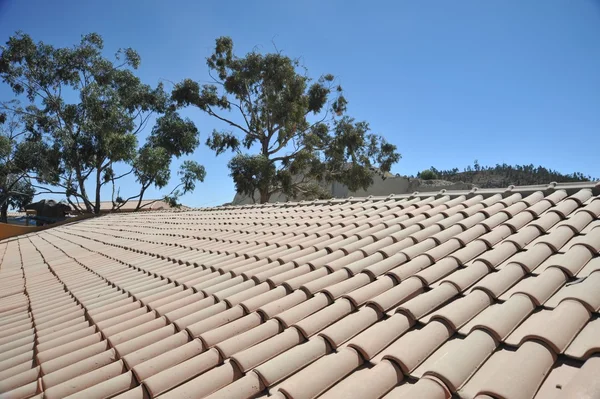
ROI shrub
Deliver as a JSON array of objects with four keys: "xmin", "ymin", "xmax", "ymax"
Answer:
[{"xmin": 419, "ymin": 169, "xmax": 438, "ymax": 180}]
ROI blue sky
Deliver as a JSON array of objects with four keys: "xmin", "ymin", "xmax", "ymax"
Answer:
[{"xmin": 1, "ymin": 0, "xmax": 599, "ymax": 207}]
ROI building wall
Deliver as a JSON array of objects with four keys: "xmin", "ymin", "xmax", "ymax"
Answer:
[{"xmin": 232, "ymin": 174, "xmax": 474, "ymax": 204}]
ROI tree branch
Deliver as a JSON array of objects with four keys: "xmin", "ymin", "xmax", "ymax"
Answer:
[{"xmin": 206, "ymin": 105, "xmax": 252, "ymax": 136}]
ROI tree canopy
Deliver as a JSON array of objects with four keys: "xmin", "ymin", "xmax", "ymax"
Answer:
[
  {"xmin": 0, "ymin": 113, "xmax": 39, "ymax": 222},
  {"xmin": 172, "ymin": 36, "xmax": 400, "ymax": 203},
  {"xmin": 417, "ymin": 161, "xmax": 596, "ymax": 187},
  {"xmin": 0, "ymin": 32, "xmax": 204, "ymax": 213}
]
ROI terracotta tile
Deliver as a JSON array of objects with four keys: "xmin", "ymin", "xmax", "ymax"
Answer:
[
  {"xmin": 142, "ymin": 348, "xmax": 221, "ymax": 397},
  {"xmin": 199, "ymin": 275, "xmax": 245, "ymax": 296},
  {"xmin": 65, "ymin": 370, "xmax": 138, "ymax": 399},
  {"xmin": 34, "ymin": 307, "xmax": 86, "ymax": 332},
  {"xmin": 155, "ymin": 361, "xmax": 242, "ymax": 399},
  {"xmin": 448, "ymin": 240, "xmax": 489, "ymax": 266},
  {"xmin": 215, "ymin": 318, "xmax": 281, "ymax": 359},
  {"xmin": 557, "ymin": 356, "xmax": 600, "ymax": 398},
  {"xmin": 469, "ymin": 341, "xmax": 556, "ymax": 399},
  {"xmin": 500, "ymin": 267, "xmax": 567, "ymax": 305},
  {"xmin": 43, "ymin": 360, "xmax": 127, "ymax": 399},
  {"xmin": 424, "ymin": 240, "xmax": 463, "ymax": 263},
  {"xmin": 0, "ymin": 380, "xmax": 38, "ymax": 399},
  {"xmin": 41, "ymin": 348, "xmax": 117, "ymax": 389},
  {"xmin": 268, "ymin": 265, "xmax": 316, "ymax": 287},
  {"xmin": 199, "ymin": 312, "xmax": 262, "ymax": 348},
  {"xmin": 172, "ymin": 302, "xmax": 227, "ymax": 330},
  {"xmin": 427, "ymin": 290, "xmax": 492, "ymax": 331},
  {"xmin": 385, "ymin": 254, "xmax": 431, "ymax": 282},
  {"xmin": 396, "ymin": 283, "xmax": 459, "ymax": 320},
  {"xmin": 230, "ymin": 327, "xmax": 304, "ymax": 372},
  {"xmin": 318, "ymin": 305, "xmax": 380, "ymax": 348},
  {"xmin": 565, "ymin": 317, "xmax": 600, "ymax": 359},
  {"xmin": 0, "ymin": 340, "xmax": 34, "ymax": 366},
  {"xmin": 0, "ymin": 365, "xmax": 39, "ymax": 395},
  {"xmin": 321, "ymin": 273, "xmax": 372, "ymax": 300},
  {"xmin": 294, "ymin": 298, "xmax": 354, "ymax": 338},
  {"xmin": 392, "ymin": 376, "xmax": 452, "ymax": 399},
  {"xmin": 470, "ymin": 263, "xmax": 526, "ymax": 298},
  {"xmin": 251, "ymin": 262, "xmax": 296, "ymax": 283},
  {"xmin": 11, "ymin": 187, "xmax": 600, "ymax": 398},
  {"xmin": 549, "ymin": 198, "xmax": 580, "ymax": 218},
  {"xmin": 416, "ymin": 257, "xmax": 463, "ymax": 286},
  {"xmin": 36, "ymin": 332, "xmax": 104, "ymax": 364},
  {"xmin": 90, "ymin": 301, "xmax": 144, "ymax": 324},
  {"xmin": 253, "ymin": 336, "xmax": 331, "ymax": 387},
  {"xmin": 221, "ymin": 282, "xmax": 270, "ymax": 307},
  {"xmin": 529, "ymin": 211, "xmax": 562, "ymax": 232},
  {"xmin": 0, "ymin": 327, "xmax": 33, "ymax": 351},
  {"xmin": 418, "ymin": 330, "xmax": 496, "ymax": 392},
  {"xmin": 131, "ymin": 338, "xmax": 204, "ymax": 382},
  {"xmin": 190, "ymin": 272, "xmax": 232, "ymax": 292},
  {"xmin": 239, "ymin": 286, "xmax": 288, "ymax": 313},
  {"xmin": 343, "ymin": 276, "xmax": 395, "ymax": 307},
  {"xmin": 0, "ymin": 359, "xmax": 35, "ymax": 382},
  {"xmin": 368, "ymin": 277, "xmax": 424, "ymax": 313},
  {"xmin": 533, "ymin": 360, "xmax": 580, "ymax": 399},
  {"xmin": 546, "ymin": 271, "xmax": 600, "ymax": 311},
  {"xmin": 270, "ymin": 348, "xmax": 359, "ymax": 398},
  {"xmin": 377, "ymin": 239, "xmax": 415, "ymax": 258},
  {"xmin": 460, "ymin": 293, "xmax": 535, "ymax": 341},
  {"xmin": 158, "ymin": 292, "xmax": 212, "ymax": 319},
  {"xmin": 102, "ymin": 311, "xmax": 159, "ymax": 339},
  {"xmin": 380, "ymin": 320, "xmax": 451, "ymax": 373},
  {"xmin": 320, "ymin": 359, "xmax": 401, "ymax": 399},
  {"xmin": 122, "ymin": 330, "xmax": 191, "ymax": 369},
  {"xmin": 39, "ymin": 341, "xmax": 111, "ymax": 375},
  {"xmin": 282, "ymin": 268, "xmax": 330, "ymax": 291},
  {"xmin": 114, "ymin": 324, "xmax": 177, "ymax": 357},
  {"xmin": 536, "ymin": 247, "xmax": 593, "ymax": 278},
  {"xmin": 273, "ymin": 293, "xmax": 330, "ymax": 328},
  {"xmin": 506, "ymin": 299, "xmax": 590, "ymax": 352},
  {"xmin": 362, "ymin": 253, "xmax": 409, "ymax": 278},
  {"xmin": 574, "ymin": 227, "xmax": 600, "ymax": 254},
  {"xmin": 299, "ymin": 270, "xmax": 349, "ymax": 295},
  {"xmin": 441, "ymin": 261, "xmax": 490, "ymax": 292},
  {"xmin": 558, "ymin": 210, "xmax": 594, "ymax": 234},
  {"xmin": 203, "ymin": 370, "xmax": 265, "ymax": 399}
]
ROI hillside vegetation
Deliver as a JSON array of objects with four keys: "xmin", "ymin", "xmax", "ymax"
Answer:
[{"xmin": 416, "ymin": 161, "xmax": 595, "ymax": 188}]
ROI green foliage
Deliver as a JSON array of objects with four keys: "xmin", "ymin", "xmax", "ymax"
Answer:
[
  {"xmin": 418, "ymin": 169, "xmax": 438, "ymax": 180},
  {"xmin": 134, "ymin": 145, "xmax": 171, "ymax": 189},
  {"xmin": 0, "ymin": 32, "xmax": 203, "ymax": 212},
  {"xmin": 149, "ymin": 112, "xmax": 199, "ymax": 157},
  {"xmin": 0, "ymin": 113, "xmax": 39, "ymax": 221},
  {"xmin": 227, "ymin": 154, "xmax": 276, "ymax": 202},
  {"xmin": 173, "ymin": 37, "xmax": 400, "ymax": 203},
  {"xmin": 179, "ymin": 160, "xmax": 206, "ymax": 193},
  {"xmin": 427, "ymin": 161, "xmax": 595, "ymax": 188}
]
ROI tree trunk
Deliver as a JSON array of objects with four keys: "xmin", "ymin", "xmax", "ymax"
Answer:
[
  {"xmin": 94, "ymin": 169, "xmax": 102, "ymax": 214},
  {"xmin": 259, "ymin": 188, "xmax": 270, "ymax": 204},
  {"xmin": 135, "ymin": 186, "xmax": 148, "ymax": 211},
  {"xmin": 0, "ymin": 203, "xmax": 8, "ymax": 224},
  {"xmin": 75, "ymin": 166, "xmax": 93, "ymax": 213}
]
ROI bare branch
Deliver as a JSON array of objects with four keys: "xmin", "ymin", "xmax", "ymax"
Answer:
[{"xmin": 206, "ymin": 105, "xmax": 252, "ymax": 136}]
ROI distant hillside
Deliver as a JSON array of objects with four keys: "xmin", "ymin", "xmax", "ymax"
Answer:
[{"xmin": 416, "ymin": 162, "xmax": 596, "ymax": 189}]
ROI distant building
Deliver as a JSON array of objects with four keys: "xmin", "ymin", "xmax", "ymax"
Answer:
[
  {"xmin": 232, "ymin": 173, "xmax": 474, "ymax": 205},
  {"xmin": 98, "ymin": 199, "xmax": 176, "ymax": 212}
]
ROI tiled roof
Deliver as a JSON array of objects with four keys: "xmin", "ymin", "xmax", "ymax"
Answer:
[{"xmin": 1, "ymin": 182, "xmax": 600, "ymax": 399}]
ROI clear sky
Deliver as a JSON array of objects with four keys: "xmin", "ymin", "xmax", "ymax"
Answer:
[{"xmin": 1, "ymin": 0, "xmax": 599, "ymax": 207}]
